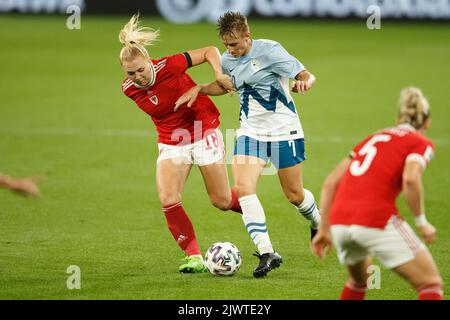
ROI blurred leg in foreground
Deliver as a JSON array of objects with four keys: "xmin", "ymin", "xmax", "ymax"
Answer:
[{"xmin": 0, "ymin": 173, "xmax": 42, "ymax": 197}]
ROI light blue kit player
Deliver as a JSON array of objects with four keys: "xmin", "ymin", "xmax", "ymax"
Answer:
[{"xmin": 175, "ymin": 12, "xmax": 321, "ymax": 278}]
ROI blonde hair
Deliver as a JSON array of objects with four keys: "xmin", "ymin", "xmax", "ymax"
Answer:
[
  {"xmin": 398, "ymin": 87, "xmax": 430, "ymax": 130},
  {"xmin": 119, "ymin": 14, "xmax": 159, "ymax": 62}
]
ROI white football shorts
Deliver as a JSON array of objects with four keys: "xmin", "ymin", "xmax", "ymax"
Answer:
[
  {"xmin": 330, "ymin": 215, "xmax": 426, "ymax": 269},
  {"xmin": 157, "ymin": 128, "xmax": 225, "ymax": 166}
]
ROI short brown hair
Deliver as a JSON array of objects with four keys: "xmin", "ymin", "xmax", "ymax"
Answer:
[{"xmin": 217, "ymin": 11, "xmax": 250, "ymax": 38}]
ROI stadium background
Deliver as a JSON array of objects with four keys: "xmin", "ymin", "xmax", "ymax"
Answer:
[{"xmin": 0, "ymin": 0, "xmax": 449, "ymax": 300}]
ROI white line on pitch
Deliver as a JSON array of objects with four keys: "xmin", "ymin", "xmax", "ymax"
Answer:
[{"xmin": 0, "ymin": 126, "xmax": 448, "ymax": 146}]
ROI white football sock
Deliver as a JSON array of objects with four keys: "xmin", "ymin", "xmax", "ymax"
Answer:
[
  {"xmin": 295, "ymin": 189, "xmax": 321, "ymax": 229},
  {"xmin": 239, "ymin": 194, "xmax": 274, "ymax": 254}
]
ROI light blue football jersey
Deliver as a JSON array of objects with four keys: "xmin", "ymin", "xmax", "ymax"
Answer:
[{"xmin": 222, "ymin": 39, "xmax": 305, "ymax": 142}]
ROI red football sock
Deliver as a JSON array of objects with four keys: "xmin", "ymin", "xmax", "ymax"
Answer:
[
  {"xmin": 340, "ymin": 282, "xmax": 367, "ymax": 300},
  {"xmin": 227, "ymin": 188, "xmax": 242, "ymax": 214},
  {"xmin": 418, "ymin": 284, "xmax": 444, "ymax": 300},
  {"xmin": 162, "ymin": 202, "xmax": 201, "ymax": 256}
]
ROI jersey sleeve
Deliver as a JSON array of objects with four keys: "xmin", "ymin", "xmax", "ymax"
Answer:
[
  {"xmin": 405, "ymin": 137, "xmax": 435, "ymax": 168},
  {"xmin": 121, "ymin": 79, "xmax": 134, "ymax": 98},
  {"xmin": 268, "ymin": 42, "xmax": 305, "ymax": 79},
  {"xmin": 166, "ymin": 53, "xmax": 191, "ymax": 75},
  {"xmin": 221, "ymin": 53, "xmax": 231, "ymax": 76}
]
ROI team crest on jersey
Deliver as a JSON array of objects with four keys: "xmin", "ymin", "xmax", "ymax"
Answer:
[
  {"xmin": 149, "ymin": 95, "xmax": 158, "ymax": 105},
  {"xmin": 251, "ymin": 58, "xmax": 261, "ymax": 70}
]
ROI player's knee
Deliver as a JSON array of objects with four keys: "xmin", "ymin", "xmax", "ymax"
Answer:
[
  {"xmin": 233, "ymin": 183, "xmax": 255, "ymax": 198},
  {"xmin": 284, "ymin": 188, "xmax": 305, "ymax": 206},
  {"xmin": 210, "ymin": 194, "xmax": 232, "ymax": 211},
  {"xmin": 158, "ymin": 192, "xmax": 182, "ymax": 207}
]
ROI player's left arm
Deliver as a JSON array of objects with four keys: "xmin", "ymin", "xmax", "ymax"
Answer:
[
  {"xmin": 186, "ymin": 47, "xmax": 233, "ymax": 93},
  {"xmin": 292, "ymin": 70, "xmax": 316, "ymax": 95},
  {"xmin": 403, "ymin": 159, "xmax": 436, "ymax": 243},
  {"xmin": 267, "ymin": 43, "xmax": 316, "ymax": 95},
  {"xmin": 312, "ymin": 157, "xmax": 350, "ymax": 259}
]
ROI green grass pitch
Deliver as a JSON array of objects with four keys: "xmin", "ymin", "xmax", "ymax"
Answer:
[{"xmin": 0, "ymin": 15, "xmax": 449, "ymax": 300}]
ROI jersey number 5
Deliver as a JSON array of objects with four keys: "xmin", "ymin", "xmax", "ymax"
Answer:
[{"xmin": 350, "ymin": 134, "xmax": 391, "ymax": 176}]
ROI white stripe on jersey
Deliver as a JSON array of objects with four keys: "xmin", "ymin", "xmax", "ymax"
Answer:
[
  {"xmin": 155, "ymin": 59, "xmax": 166, "ymax": 67},
  {"xmin": 155, "ymin": 66, "xmax": 166, "ymax": 74},
  {"xmin": 122, "ymin": 81, "xmax": 134, "ymax": 92},
  {"xmin": 122, "ymin": 79, "xmax": 132, "ymax": 88},
  {"xmin": 405, "ymin": 153, "xmax": 427, "ymax": 168},
  {"xmin": 154, "ymin": 61, "xmax": 167, "ymax": 74}
]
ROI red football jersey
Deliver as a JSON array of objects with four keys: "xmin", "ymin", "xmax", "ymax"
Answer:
[
  {"xmin": 122, "ymin": 53, "xmax": 220, "ymax": 145},
  {"xmin": 329, "ymin": 124, "xmax": 434, "ymax": 229}
]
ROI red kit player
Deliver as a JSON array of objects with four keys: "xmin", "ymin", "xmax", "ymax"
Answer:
[
  {"xmin": 312, "ymin": 87, "xmax": 444, "ymax": 300},
  {"xmin": 119, "ymin": 15, "xmax": 241, "ymax": 273}
]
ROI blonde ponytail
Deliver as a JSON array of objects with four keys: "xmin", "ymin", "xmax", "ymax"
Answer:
[
  {"xmin": 119, "ymin": 14, "xmax": 160, "ymax": 62},
  {"xmin": 398, "ymin": 87, "xmax": 430, "ymax": 130}
]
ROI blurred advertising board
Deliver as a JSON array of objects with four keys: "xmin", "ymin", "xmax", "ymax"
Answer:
[{"xmin": 1, "ymin": 0, "xmax": 449, "ymax": 20}]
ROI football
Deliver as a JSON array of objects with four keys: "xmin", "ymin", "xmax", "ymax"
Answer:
[{"xmin": 204, "ymin": 242, "xmax": 242, "ymax": 276}]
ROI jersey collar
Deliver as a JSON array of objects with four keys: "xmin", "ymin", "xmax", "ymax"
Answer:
[{"xmin": 397, "ymin": 123, "xmax": 416, "ymax": 131}]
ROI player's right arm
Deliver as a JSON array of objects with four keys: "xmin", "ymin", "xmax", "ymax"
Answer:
[
  {"xmin": 174, "ymin": 82, "xmax": 227, "ymax": 111},
  {"xmin": 186, "ymin": 46, "xmax": 233, "ymax": 93},
  {"xmin": 312, "ymin": 157, "xmax": 351, "ymax": 259},
  {"xmin": 402, "ymin": 161, "xmax": 436, "ymax": 243}
]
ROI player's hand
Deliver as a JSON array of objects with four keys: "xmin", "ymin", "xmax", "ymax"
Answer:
[
  {"xmin": 291, "ymin": 80, "xmax": 311, "ymax": 95},
  {"xmin": 175, "ymin": 86, "xmax": 201, "ymax": 111},
  {"xmin": 418, "ymin": 222, "xmax": 436, "ymax": 244},
  {"xmin": 311, "ymin": 229, "xmax": 332, "ymax": 259},
  {"xmin": 10, "ymin": 176, "xmax": 43, "ymax": 197},
  {"xmin": 216, "ymin": 74, "xmax": 234, "ymax": 95}
]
